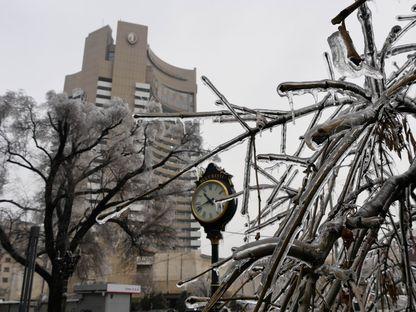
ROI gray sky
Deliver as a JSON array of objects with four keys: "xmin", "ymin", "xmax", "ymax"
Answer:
[{"xmin": 0, "ymin": 0, "xmax": 414, "ymax": 256}]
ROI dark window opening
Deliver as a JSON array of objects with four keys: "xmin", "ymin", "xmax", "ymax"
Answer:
[
  {"xmin": 135, "ymin": 96, "xmax": 149, "ymax": 100},
  {"xmin": 135, "ymin": 87, "xmax": 150, "ymax": 92},
  {"xmin": 96, "ymin": 94, "xmax": 111, "ymax": 100},
  {"xmin": 98, "ymin": 77, "xmax": 112, "ymax": 83},
  {"xmin": 97, "ymin": 86, "xmax": 112, "ymax": 91}
]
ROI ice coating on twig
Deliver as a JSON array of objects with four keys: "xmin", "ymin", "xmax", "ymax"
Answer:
[
  {"xmin": 287, "ymin": 91, "xmax": 295, "ymax": 124},
  {"xmin": 280, "ymin": 124, "xmax": 287, "ymax": 154},
  {"xmin": 327, "ymin": 31, "xmax": 382, "ymax": 79},
  {"xmin": 241, "ymin": 138, "xmax": 253, "ymax": 215}
]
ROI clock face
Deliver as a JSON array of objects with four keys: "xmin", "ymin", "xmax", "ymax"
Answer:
[
  {"xmin": 127, "ymin": 32, "xmax": 137, "ymax": 45},
  {"xmin": 191, "ymin": 180, "xmax": 229, "ymax": 223}
]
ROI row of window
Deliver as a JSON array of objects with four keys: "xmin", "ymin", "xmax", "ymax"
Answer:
[
  {"xmin": 97, "ymin": 85, "xmax": 112, "ymax": 91},
  {"xmin": 98, "ymin": 76, "xmax": 112, "ymax": 83},
  {"xmin": 135, "ymin": 96, "xmax": 149, "ymax": 101},
  {"xmin": 96, "ymin": 94, "xmax": 111, "ymax": 100},
  {"xmin": 135, "ymin": 87, "xmax": 150, "ymax": 93}
]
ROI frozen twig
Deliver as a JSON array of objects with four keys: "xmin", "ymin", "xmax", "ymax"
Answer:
[
  {"xmin": 277, "ymin": 79, "xmax": 370, "ymax": 101},
  {"xmin": 331, "ymin": 0, "xmax": 367, "ymax": 25},
  {"xmin": 202, "ymin": 76, "xmax": 252, "ymax": 132}
]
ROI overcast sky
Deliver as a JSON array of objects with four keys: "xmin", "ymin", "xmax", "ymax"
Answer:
[{"xmin": 0, "ymin": 0, "xmax": 414, "ymax": 256}]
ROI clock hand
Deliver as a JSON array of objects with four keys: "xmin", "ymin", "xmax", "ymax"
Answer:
[
  {"xmin": 199, "ymin": 200, "xmax": 210, "ymax": 206},
  {"xmin": 203, "ymin": 192, "xmax": 214, "ymax": 204}
]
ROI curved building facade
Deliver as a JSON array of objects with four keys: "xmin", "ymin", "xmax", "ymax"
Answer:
[{"xmin": 64, "ymin": 21, "xmax": 200, "ymax": 251}]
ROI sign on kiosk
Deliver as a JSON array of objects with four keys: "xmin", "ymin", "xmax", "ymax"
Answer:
[{"xmin": 106, "ymin": 284, "xmax": 141, "ymax": 294}]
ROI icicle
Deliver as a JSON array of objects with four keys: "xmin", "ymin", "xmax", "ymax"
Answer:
[
  {"xmin": 323, "ymin": 51, "xmax": 336, "ymax": 80},
  {"xmin": 329, "ymin": 89, "xmax": 336, "ymax": 103},
  {"xmin": 241, "ymin": 138, "xmax": 253, "ymax": 215},
  {"xmin": 215, "ymin": 200, "xmax": 227, "ymax": 213},
  {"xmin": 280, "ymin": 124, "xmax": 287, "ymax": 154},
  {"xmin": 181, "ymin": 120, "xmax": 187, "ymax": 135},
  {"xmin": 287, "ymin": 91, "xmax": 295, "ymax": 125},
  {"xmin": 311, "ymin": 89, "xmax": 319, "ymax": 103}
]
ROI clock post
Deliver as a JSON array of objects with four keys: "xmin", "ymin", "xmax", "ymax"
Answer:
[
  {"xmin": 191, "ymin": 163, "xmax": 237, "ymax": 302},
  {"xmin": 207, "ymin": 229, "xmax": 221, "ymax": 295}
]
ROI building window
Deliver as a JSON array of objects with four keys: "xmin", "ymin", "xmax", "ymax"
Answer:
[
  {"xmin": 98, "ymin": 77, "xmax": 112, "ymax": 83},
  {"xmin": 134, "ymin": 96, "xmax": 149, "ymax": 100},
  {"xmin": 97, "ymin": 85, "xmax": 112, "ymax": 91},
  {"xmin": 2, "ymin": 278, "xmax": 8, "ymax": 283},
  {"xmin": 106, "ymin": 51, "xmax": 115, "ymax": 61},
  {"xmin": 4, "ymin": 257, "xmax": 11, "ymax": 263},
  {"xmin": 3, "ymin": 267, "xmax": 9, "ymax": 273},
  {"xmin": 106, "ymin": 44, "xmax": 115, "ymax": 61},
  {"xmin": 96, "ymin": 94, "xmax": 111, "ymax": 100},
  {"xmin": 135, "ymin": 87, "xmax": 150, "ymax": 92}
]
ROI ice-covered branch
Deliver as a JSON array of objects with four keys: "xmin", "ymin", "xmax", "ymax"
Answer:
[
  {"xmin": 303, "ymin": 106, "xmax": 376, "ymax": 150},
  {"xmin": 351, "ymin": 158, "xmax": 416, "ymax": 219},
  {"xmin": 277, "ymin": 79, "xmax": 370, "ymax": 101},
  {"xmin": 257, "ymin": 154, "xmax": 313, "ymax": 168},
  {"xmin": 331, "ymin": 0, "xmax": 367, "ymax": 25},
  {"xmin": 202, "ymin": 76, "xmax": 252, "ymax": 132}
]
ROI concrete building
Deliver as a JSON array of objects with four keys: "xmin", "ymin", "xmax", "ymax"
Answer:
[
  {"xmin": 0, "ymin": 249, "xmax": 46, "ymax": 302},
  {"xmin": 63, "ymin": 21, "xmax": 208, "ymax": 302},
  {"xmin": 64, "ymin": 21, "xmax": 201, "ymax": 250}
]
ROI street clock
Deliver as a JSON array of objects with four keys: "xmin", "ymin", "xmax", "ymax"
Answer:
[
  {"xmin": 191, "ymin": 163, "xmax": 237, "ymax": 298},
  {"xmin": 191, "ymin": 163, "xmax": 237, "ymax": 240}
]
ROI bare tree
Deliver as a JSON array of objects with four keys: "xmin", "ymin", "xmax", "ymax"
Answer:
[
  {"xmin": 136, "ymin": 2, "xmax": 416, "ymax": 311},
  {"xmin": 0, "ymin": 91, "xmax": 201, "ymax": 312}
]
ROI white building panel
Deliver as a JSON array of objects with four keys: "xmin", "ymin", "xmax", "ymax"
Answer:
[
  {"xmin": 134, "ymin": 99, "xmax": 148, "ymax": 106},
  {"xmin": 96, "ymin": 97, "xmax": 111, "ymax": 105},
  {"xmin": 190, "ymin": 240, "xmax": 201, "ymax": 247},
  {"xmin": 190, "ymin": 231, "xmax": 201, "ymax": 238},
  {"xmin": 96, "ymin": 89, "xmax": 112, "ymax": 96},
  {"xmin": 190, "ymin": 222, "xmax": 200, "ymax": 230},
  {"xmin": 135, "ymin": 82, "xmax": 150, "ymax": 90},
  {"xmin": 97, "ymin": 80, "xmax": 112, "ymax": 88},
  {"xmin": 134, "ymin": 91, "xmax": 150, "ymax": 98}
]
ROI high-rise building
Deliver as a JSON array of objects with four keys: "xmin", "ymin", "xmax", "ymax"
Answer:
[{"xmin": 64, "ymin": 21, "xmax": 201, "ymax": 250}]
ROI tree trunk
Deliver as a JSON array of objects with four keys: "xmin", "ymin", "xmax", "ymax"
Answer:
[{"xmin": 47, "ymin": 266, "xmax": 67, "ymax": 312}]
